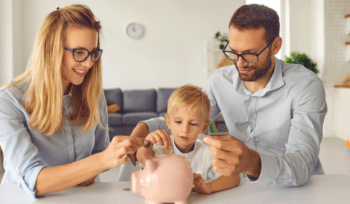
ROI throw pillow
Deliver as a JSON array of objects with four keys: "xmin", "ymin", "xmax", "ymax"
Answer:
[{"xmin": 106, "ymin": 99, "xmax": 121, "ymax": 113}]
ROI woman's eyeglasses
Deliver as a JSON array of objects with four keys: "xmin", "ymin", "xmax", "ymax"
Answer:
[{"xmin": 64, "ymin": 47, "xmax": 103, "ymax": 62}]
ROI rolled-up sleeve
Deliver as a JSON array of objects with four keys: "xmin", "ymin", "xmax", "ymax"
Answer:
[
  {"xmin": 0, "ymin": 92, "xmax": 45, "ymax": 198},
  {"xmin": 251, "ymin": 79, "xmax": 327, "ymax": 186},
  {"xmin": 141, "ymin": 117, "xmax": 170, "ymax": 133}
]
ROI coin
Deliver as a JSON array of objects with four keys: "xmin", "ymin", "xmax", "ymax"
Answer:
[
  {"xmin": 123, "ymin": 188, "xmax": 130, "ymax": 191},
  {"xmin": 164, "ymin": 148, "xmax": 172, "ymax": 154},
  {"xmin": 144, "ymin": 140, "xmax": 152, "ymax": 149}
]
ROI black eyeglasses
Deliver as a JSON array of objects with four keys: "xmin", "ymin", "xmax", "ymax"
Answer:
[
  {"xmin": 222, "ymin": 39, "xmax": 274, "ymax": 63},
  {"xmin": 64, "ymin": 47, "xmax": 103, "ymax": 62}
]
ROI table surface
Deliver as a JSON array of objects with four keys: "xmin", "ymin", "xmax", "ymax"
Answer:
[{"xmin": 1, "ymin": 174, "xmax": 350, "ymax": 204}]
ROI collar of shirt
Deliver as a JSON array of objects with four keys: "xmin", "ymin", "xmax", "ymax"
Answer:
[
  {"xmin": 171, "ymin": 135, "xmax": 197, "ymax": 160},
  {"xmin": 234, "ymin": 57, "xmax": 285, "ymax": 97}
]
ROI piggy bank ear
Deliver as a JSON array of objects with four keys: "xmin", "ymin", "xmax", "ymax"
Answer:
[
  {"xmin": 145, "ymin": 159, "xmax": 158, "ymax": 173},
  {"xmin": 141, "ymin": 154, "xmax": 154, "ymax": 163}
]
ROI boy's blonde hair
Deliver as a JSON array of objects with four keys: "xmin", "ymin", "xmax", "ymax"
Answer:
[
  {"xmin": 167, "ymin": 85, "xmax": 211, "ymax": 121},
  {"xmin": 0, "ymin": 4, "xmax": 103, "ymax": 135}
]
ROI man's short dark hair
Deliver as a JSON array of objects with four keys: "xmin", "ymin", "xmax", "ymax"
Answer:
[{"xmin": 229, "ymin": 4, "xmax": 280, "ymax": 43}]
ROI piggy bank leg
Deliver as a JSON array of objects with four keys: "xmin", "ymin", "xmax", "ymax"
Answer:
[
  {"xmin": 146, "ymin": 200, "xmax": 162, "ymax": 204},
  {"xmin": 174, "ymin": 201, "xmax": 188, "ymax": 204}
]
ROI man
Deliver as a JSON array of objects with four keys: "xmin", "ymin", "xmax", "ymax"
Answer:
[{"xmin": 129, "ymin": 4, "xmax": 327, "ymax": 187}]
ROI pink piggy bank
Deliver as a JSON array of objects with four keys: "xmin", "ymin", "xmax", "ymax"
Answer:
[{"xmin": 131, "ymin": 154, "xmax": 193, "ymax": 204}]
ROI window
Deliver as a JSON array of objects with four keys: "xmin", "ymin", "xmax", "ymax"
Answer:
[{"xmin": 246, "ymin": 0, "xmax": 281, "ymax": 59}]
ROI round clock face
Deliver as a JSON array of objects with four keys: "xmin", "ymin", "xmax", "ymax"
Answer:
[{"xmin": 126, "ymin": 23, "xmax": 144, "ymax": 39}]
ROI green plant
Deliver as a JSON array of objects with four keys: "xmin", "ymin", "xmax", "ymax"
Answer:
[
  {"xmin": 215, "ymin": 32, "xmax": 229, "ymax": 45},
  {"xmin": 285, "ymin": 51, "xmax": 319, "ymax": 74}
]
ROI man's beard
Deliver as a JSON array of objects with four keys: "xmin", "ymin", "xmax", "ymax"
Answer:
[{"xmin": 234, "ymin": 51, "xmax": 272, "ymax": 82}]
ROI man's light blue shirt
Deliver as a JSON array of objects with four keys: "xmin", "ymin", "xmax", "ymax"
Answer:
[
  {"xmin": 0, "ymin": 80, "xmax": 110, "ymax": 198},
  {"xmin": 145, "ymin": 57, "xmax": 327, "ymax": 187}
]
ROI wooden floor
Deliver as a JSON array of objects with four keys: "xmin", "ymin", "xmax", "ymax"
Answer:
[{"xmin": 1, "ymin": 137, "xmax": 350, "ymax": 183}]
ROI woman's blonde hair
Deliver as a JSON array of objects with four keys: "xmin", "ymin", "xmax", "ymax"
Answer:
[
  {"xmin": 167, "ymin": 85, "xmax": 211, "ymax": 121},
  {"xmin": 0, "ymin": 4, "xmax": 103, "ymax": 135}
]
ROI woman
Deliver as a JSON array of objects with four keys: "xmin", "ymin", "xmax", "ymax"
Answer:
[{"xmin": 0, "ymin": 4, "xmax": 146, "ymax": 198}]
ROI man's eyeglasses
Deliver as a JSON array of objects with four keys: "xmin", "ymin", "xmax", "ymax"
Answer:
[
  {"xmin": 222, "ymin": 39, "xmax": 274, "ymax": 63},
  {"xmin": 64, "ymin": 47, "xmax": 103, "ymax": 62}
]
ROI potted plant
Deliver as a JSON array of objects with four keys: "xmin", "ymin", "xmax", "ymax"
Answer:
[
  {"xmin": 285, "ymin": 51, "xmax": 319, "ymax": 74},
  {"xmin": 215, "ymin": 32, "xmax": 229, "ymax": 49}
]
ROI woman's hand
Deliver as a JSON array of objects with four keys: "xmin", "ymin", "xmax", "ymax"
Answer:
[
  {"xmin": 145, "ymin": 130, "xmax": 171, "ymax": 149},
  {"xmin": 192, "ymin": 173, "xmax": 213, "ymax": 194},
  {"xmin": 101, "ymin": 136, "xmax": 147, "ymax": 169}
]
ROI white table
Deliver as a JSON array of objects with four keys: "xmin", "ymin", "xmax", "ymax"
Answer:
[{"xmin": 1, "ymin": 174, "xmax": 349, "ymax": 204}]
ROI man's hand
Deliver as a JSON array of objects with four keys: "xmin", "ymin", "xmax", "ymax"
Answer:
[{"xmin": 203, "ymin": 135, "xmax": 261, "ymax": 179}]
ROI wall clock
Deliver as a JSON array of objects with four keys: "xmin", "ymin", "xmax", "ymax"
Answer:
[{"xmin": 126, "ymin": 23, "xmax": 144, "ymax": 39}]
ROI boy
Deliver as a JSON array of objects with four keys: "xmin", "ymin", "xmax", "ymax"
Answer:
[{"xmin": 136, "ymin": 85, "xmax": 240, "ymax": 194}]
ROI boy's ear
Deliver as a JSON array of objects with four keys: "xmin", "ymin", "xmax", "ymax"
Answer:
[
  {"xmin": 201, "ymin": 120, "xmax": 211, "ymax": 133},
  {"xmin": 164, "ymin": 114, "xmax": 171, "ymax": 129}
]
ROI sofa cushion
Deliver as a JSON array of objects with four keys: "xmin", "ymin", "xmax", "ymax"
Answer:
[
  {"xmin": 104, "ymin": 88, "xmax": 123, "ymax": 110},
  {"xmin": 157, "ymin": 88, "xmax": 176, "ymax": 113},
  {"xmin": 158, "ymin": 112, "xmax": 167, "ymax": 117},
  {"xmin": 123, "ymin": 89, "xmax": 156, "ymax": 113},
  {"xmin": 108, "ymin": 113, "xmax": 123, "ymax": 126},
  {"xmin": 123, "ymin": 112, "xmax": 158, "ymax": 126}
]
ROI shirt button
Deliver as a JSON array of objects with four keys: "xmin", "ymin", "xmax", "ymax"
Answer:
[{"xmin": 70, "ymin": 145, "xmax": 73, "ymax": 149}]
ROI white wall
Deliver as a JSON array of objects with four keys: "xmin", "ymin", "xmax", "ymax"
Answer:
[
  {"xmin": 283, "ymin": 0, "xmax": 349, "ymax": 139},
  {"xmin": 289, "ymin": 0, "xmax": 350, "ymax": 139},
  {"xmin": 287, "ymin": 0, "xmax": 311, "ymax": 59},
  {"xmin": 322, "ymin": 0, "xmax": 350, "ymax": 139},
  {"xmin": 334, "ymin": 89, "xmax": 350, "ymax": 141},
  {"xmin": 6, "ymin": 0, "xmax": 348, "ymax": 139},
  {"xmin": 16, "ymin": 0, "xmax": 245, "ymax": 90},
  {"xmin": 0, "ymin": 0, "xmax": 14, "ymax": 87},
  {"xmin": 12, "ymin": 0, "xmax": 24, "ymax": 78},
  {"xmin": 310, "ymin": 0, "xmax": 325, "ymax": 79}
]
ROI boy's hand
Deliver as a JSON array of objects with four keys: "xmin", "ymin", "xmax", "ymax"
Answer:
[
  {"xmin": 145, "ymin": 130, "xmax": 172, "ymax": 149},
  {"xmin": 192, "ymin": 173, "xmax": 212, "ymax": 194}
]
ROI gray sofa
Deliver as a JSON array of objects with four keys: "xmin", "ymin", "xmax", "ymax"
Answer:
[{"xmin": 104, "ymin": 88, "xmax": 176, "ymax": 140}]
